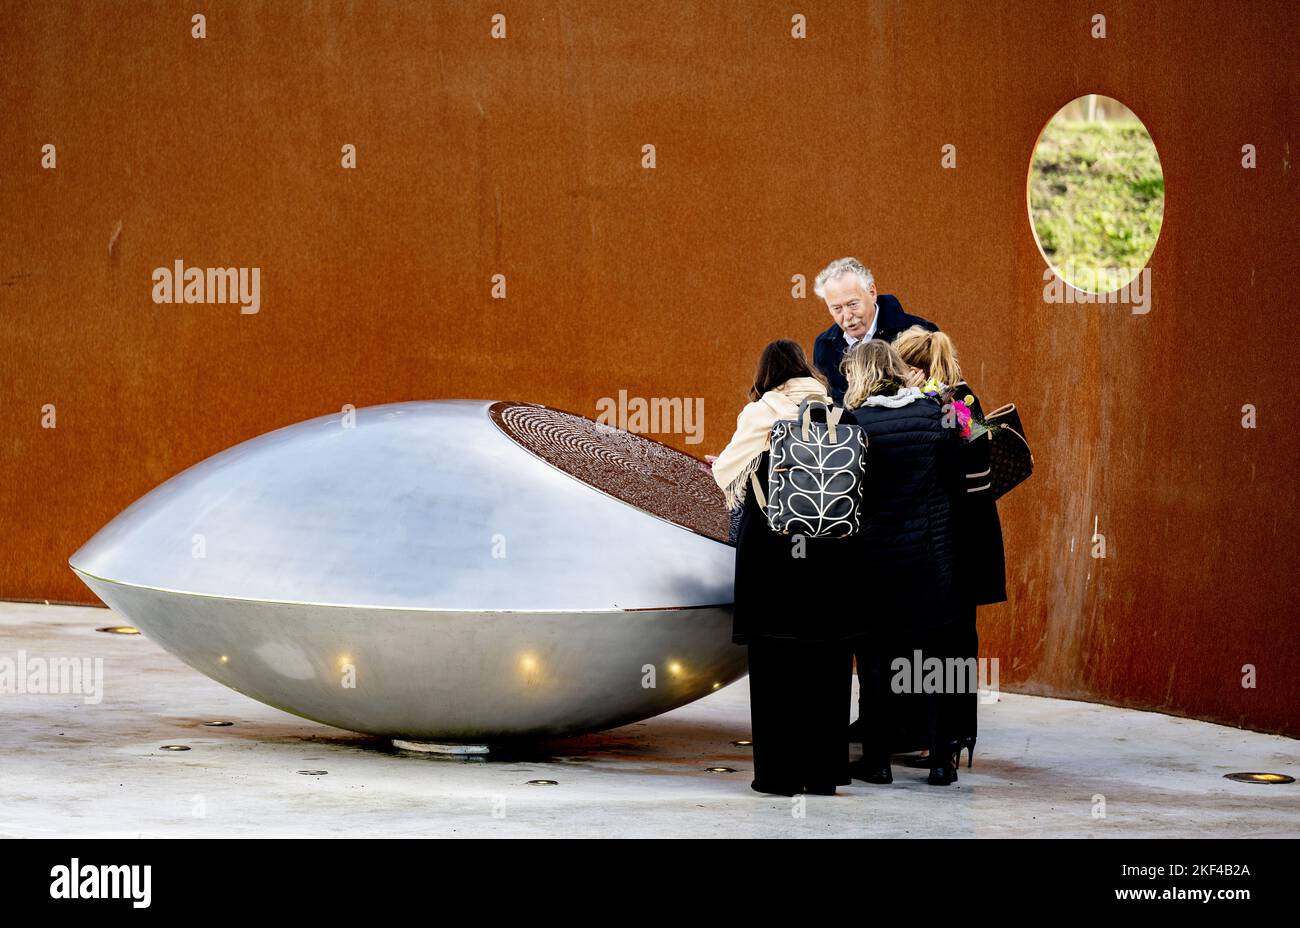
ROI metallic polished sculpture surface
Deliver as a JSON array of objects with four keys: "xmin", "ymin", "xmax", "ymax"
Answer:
[{"xmin": 70, "ymin": 400, "xmax": 742, "ymax": 740}]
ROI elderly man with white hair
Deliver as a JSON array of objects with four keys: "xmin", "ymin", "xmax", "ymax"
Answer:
[
  {"xmin": 811, "ymin": 257, "xmax": 940, "ymax": 754},
  {"xmin": 811, "ymin": 257, "xmax": 938, "ymax": 404}
]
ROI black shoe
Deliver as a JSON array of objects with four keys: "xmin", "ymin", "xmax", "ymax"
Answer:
[
  {"xmin": 848, "ymin": 758, "xmax": 893, "ymax": 784},
  {"xmin": 751, "ymin": 779, "xmax": 800, "ymax": 797},
  {"xmin": 927, "ymin": 763, "xmax": 958, "ymax": 786},
  {"xmin": 803, "ymin": 783, "xmax": 837, "ymax": 796}
]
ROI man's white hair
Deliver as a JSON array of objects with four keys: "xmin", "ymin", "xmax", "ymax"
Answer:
[{"xmin": 813, "ymin": 257, "xmax": 875, "ymax": 300}]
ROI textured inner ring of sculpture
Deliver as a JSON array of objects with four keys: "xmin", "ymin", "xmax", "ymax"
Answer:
[{"xmin": 490, "ymin": 401, "xmax": 730, "ymax": 544}]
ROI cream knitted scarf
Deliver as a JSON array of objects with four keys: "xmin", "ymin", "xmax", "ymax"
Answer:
[{"xmin": 710, "ymin": 376, "xmax": 833, "ymax": 510}]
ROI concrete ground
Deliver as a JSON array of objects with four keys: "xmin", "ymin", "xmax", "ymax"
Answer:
[{"xmin": 1, "ymin": 602, "xmax": 1297, "ymax": 838}]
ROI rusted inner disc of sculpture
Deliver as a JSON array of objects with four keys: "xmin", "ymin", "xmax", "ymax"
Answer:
[{"xmin": 489, "ymin": 401, "xmax": 730, "ymax": 543}]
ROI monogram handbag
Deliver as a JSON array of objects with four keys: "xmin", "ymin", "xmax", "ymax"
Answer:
[{"xmin": 983, "ymin": 403, "xmax": 1033, "ymax": 499}]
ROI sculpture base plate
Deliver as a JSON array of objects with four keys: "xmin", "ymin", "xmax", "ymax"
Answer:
[{"xmin": 392, "ymin": 739, "xmax": 490, "ymax": 755}]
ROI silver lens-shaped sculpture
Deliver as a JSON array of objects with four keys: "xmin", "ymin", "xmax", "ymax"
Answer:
[{"xmin": 69, "ymin": 400, "xmax": 741, "ymax": 740}]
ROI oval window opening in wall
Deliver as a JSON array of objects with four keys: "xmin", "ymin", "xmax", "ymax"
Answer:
[{"xmin": 1028, "ymin": 94, "xmax": 1164, "ymax": 294}]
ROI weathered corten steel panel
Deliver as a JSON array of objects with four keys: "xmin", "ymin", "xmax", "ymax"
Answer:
[{"xmin": 1, "ymin": 1, "xmax": 1296, "ymax": 735}]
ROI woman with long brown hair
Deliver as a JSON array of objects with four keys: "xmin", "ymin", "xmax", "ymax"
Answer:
[{"xmin": 710, "ymin": 339, "xmax": 855, "ymax": 797}]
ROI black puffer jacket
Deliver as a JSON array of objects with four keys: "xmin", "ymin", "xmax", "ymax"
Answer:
[{"xmin": 845, "ymin": 392, "xmax": 964, "ymax": 632}]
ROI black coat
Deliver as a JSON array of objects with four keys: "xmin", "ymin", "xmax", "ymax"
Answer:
[
  {"xmin": 731, "ymin": 452, "xmax": 857, "ymax": 645},
  {"xmin": 844, "ymin": 394, "xmax": 965, "ymax": 633},
  {"xmin": 950, "ymin": 382, "xmax": 1008, "ymax": 606},
  {"xmin": 812, "ymin": 295, "xmax": 938, "ymax": 404}
]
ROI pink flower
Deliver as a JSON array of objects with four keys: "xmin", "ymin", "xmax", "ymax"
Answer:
[{"xmin": 952, "ymin": 400, "xmax": 972, "ymax": 439}]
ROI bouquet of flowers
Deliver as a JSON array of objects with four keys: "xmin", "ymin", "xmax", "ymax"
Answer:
[{"xmin": 920, "ymin": 378, "xmax": 983, "ymax": 440}]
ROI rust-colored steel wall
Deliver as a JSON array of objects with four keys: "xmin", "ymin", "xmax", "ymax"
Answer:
[{"xmin": 2, "ymin": 2, "xmax": 1296, "ymax": 736}]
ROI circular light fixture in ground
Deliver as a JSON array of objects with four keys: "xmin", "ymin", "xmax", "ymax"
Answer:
[
  {"xmin": 1223, "ymin": 772, "xmax": 1295, "ymax": 784},
  {"xmin": 96, "ymin": 626, "xmax": 139, "ymax": 635},
  {"xmin": 1028, "ymin": 94, "xmax": 1164, "ymax": 295}
]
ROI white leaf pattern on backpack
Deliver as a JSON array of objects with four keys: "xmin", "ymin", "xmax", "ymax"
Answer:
[{"xmin": 765, "ymin": 414, "xmax": 865, "ymax": 538}]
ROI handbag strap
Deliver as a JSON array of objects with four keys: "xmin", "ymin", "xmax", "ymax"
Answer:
[
  {"xmin": 749, "ymin": 471, "xmax": 767, "ymax": 509},
  {"xmin": 997, "ymin": 425, "xmax": 1033, "ymax": 461}
]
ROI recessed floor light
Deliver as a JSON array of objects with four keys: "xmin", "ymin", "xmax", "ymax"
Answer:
[
  {"xmin": 706, "ymin": 766, "xmax": 736, "ymax": 773},
  {"xmin": 732, "ymin": 740, "xmax": 753, "ymax": 747},
  {"xmin": 202, "ymin": 721, "xmax": 233, "ymax": 727},
  {"xmin": 297, "ymin": 770, "xmax": 328, "ymax": 776},
  {"xmin": 97, "ymin": 626, "xmax": 139, "ymax": 635},
  {"xmin": 1224, "ymin": 772, "xmax": 1295, "ymax": 784},
  {"xmin": 526, "ymin": 779, "xmax": 558, "ymax": 785},
  {"xmin": 159, "ymin": 745, "xmax": 190, "ymax": 751}
]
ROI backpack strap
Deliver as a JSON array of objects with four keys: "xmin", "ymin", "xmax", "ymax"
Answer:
[
  {"xmin": 797, "ymin": 398, "xmax": 844, "ymax": 444},
  {"xmin": 823, "ymin": 405, "xmax": 844, "ymax": 444}
]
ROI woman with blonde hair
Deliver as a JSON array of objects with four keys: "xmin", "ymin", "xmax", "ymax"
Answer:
[
  {"xmin": 892, "ymin": 326, "xmax": 964, "ymax": 389},
  {"xmin": 710, "ymin": 339, "xmax": 856, "ymax": 797},
  {"xmin": 890, "ymin": 325, "xmax": 1008, "ymax": 771},
  {"xmin": 840, "ymin": 339, "xmax": 966, "ymax": 785}
]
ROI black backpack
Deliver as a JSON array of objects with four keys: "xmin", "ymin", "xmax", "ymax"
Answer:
[{"xmin": 749, "ymin": 399, "xmax": 866, "ymax": 538}]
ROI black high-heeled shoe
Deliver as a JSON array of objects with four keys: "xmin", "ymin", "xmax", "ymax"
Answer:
[
  {"xmin": 938, "ymin": 737, "xmax": 976, "ymax": 769},
  {"xmin": 900, "ymin": 750, "xmax": 931, "ymax": 769}
]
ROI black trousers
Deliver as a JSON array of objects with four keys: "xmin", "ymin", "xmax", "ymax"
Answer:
[
  {"xmin": 854, "ymin": 610, "xmax": 976, "ymax": 763},
  {"xmin": 747, "ymin": 636, "xmax": 853, "ymax": 791}
]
